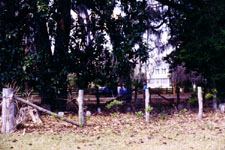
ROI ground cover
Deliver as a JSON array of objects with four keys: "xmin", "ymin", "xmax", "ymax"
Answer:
[{"xmin": 1, "ymin": 110, "xmax": 225, "ymax": 150}]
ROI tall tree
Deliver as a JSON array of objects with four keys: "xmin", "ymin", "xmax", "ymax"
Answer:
[
  {"xmin": 0, "ymin": 0, "xmax": 25, "ymax": 87},
  {"xmin": 53, "ymin": 0, "xmax": 71, "ymax": 95},
  {"xmin": 0, "ymin": 0, "xmax": 164, "ymax": 111},
  {"xmin": 158, "ymin": 0, "xmax": 225, "ymax": 100}
]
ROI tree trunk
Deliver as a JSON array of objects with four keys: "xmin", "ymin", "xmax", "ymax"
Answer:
[
  {"xmin": 35, "ymin": 11, "xmax": 54, "ymax": 108},
  {"xmin": 134, "ymin": 86, "xmax": 138, "ymax": 103},
  {"xmin": 212, "ymin": 92, "xmax": 217, "ymax": 110},
  {"xmin": 173, "ymin": 84, "xmax": 176, "ymax": 95},
  {"xmin": 176, "ymin": 87, "xmax": 180, "ymax": 105},
  {"xmin": 1, "ymin": 88, "xmax": 16, "ymax": 134},
  {"xmin": 198, "ymin": 86, "xmax": 203, "ymax": 119},
  {"xmin": 52, "ymin": 0, "xmax": 71, "ymax": 108},
  {"xmin": 16, "ymin": 106, "xmax": 43, "ymax": 125},
  {"xmin": 145, "ymin": 88, "xmax": 150, "ymax": 123},
  {"xmin": 28, "ymin": 106, "xmax": 43, "ymax": 124},
  {"xmin": 77, "ymin": 89, "xmax": 85, "ymax": 127}
]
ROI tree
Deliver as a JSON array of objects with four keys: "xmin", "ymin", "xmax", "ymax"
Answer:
[
  {"xmin": 0, "ymin": 0, "xmax": 164, "ymax": 113},
  {"xmin": 68, "ymin": 0, "xmax": 164, "ymax": 88},
  {"xmin": 169, "ymin": 65, "xmax": 203, "ymax": 104},
  {"xmin": 68, "ymin": 0, "xmax": 163, "ymax": 124},
  {"xmin": 0, "ymin": 0, "xmax": 71, "ymax": 109},
  {"xmin": 158, "ymin": 0, "xmax": 225, "ymax": 103},
  {"xmin": 0, "ymin": 0, "xmax": 26, "ymax": 87},
  {"xmin": 0, "ymin": 0, "xmax": 55, "ymax": 108}
]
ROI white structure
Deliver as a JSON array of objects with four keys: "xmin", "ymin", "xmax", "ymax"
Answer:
[
  {"xmin": 134, "ymin": 46, "xmax": 172, "ymax": 88},
  {"xmin": 148, "ymin": 60, "xmax": 171, "ymax": 88},
  {"xmin": 145, "ymin": 46, "xmax": 172, "ymax": 88}
]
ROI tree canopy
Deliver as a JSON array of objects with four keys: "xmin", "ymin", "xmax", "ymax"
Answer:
[
  {"xmin": 160, "ymin": 0, "xmax": 225, "ymax": 96},
  {"xmin": 2, "ymin": 0, "xmax": 223, "ymax": 102},
  {"xmin": 0, "ymin": 0, "xmax": 164, "ymax": 105}
]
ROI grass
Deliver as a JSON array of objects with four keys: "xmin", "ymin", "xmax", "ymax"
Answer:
[{"xmin": 1, "ymin": 111, "xmax": 225, "ymax": 150}]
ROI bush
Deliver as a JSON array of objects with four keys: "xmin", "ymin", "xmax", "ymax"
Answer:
[
  {"xmin": 135, "ymin": 111, "xmax": 144, "ymax": 117},
  {"xmin": 188, "ymin": 97, "xmax": 197, "ymax": 104},
  {"xmin": 145, "ymin": 106, "xmax": 153, "ymax": 113},
  {"xmin": 106, "ymin": 100, "xmax": 123, "ymax": 112},
  {"xmin": 205, "ymin": 93, "xmax": 216, "ymax": 100},
  {"xmin": 181, "ymin": 108, "xmax": 187, "ymax": 114}
]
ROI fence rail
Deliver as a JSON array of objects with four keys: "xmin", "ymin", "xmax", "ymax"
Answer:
[{"xmin": 1, "ymin": 89, "xmax": 80, "ymax": 134}]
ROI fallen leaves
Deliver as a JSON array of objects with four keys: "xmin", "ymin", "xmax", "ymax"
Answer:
[{"xmin": 1, "ymin": 109, "xmax": 225, "ymax": 150}]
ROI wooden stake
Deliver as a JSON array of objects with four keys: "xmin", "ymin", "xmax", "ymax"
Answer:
[
  {"xmin": 77, "ymin": 89, "xmax": 85, "ymax": 127},
  {"xmin": 1, "ymin": 88, "xmax": 16, "ymax": 134},
  {"xmin": 145, "ymin": 88, "xmax": 150, "ymax": 123},
  {"xmin": 198, "ymin": 86, "xmax": 203, "ymax": 119}
]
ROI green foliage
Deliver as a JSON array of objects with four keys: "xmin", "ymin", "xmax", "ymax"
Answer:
[
  {"xmin": 145, "ymin": 106, "xmax": 153, "ymax": 113},
  {"xmin": 205, "ymin": 88, "xmax": 217, "ymax": 99},
  {"xmin": 164, "ymin": 0, "xmax": 225, "ymax": 96},
  {"xmin": 106, "ymin": 100, "xmax": 123, "ymax": 109},
  {"xmin": 111, "ymin": 112, "xmax": 118, "ymax": 117},
  {"xmin": 37, "ymin": 1, "xmax": 49, "ymax": 14},
  {"xmin": 206, "ymin": 124, "xmax": 214, "ymax": 131},
  {"xmin": 181, "ymin": 108, "xmax": 187, "ymax": 114},
  {"xmin": 79, "ymin": 122, "xmax": 84, "ymax": 128},
  {"xmin": 52, "ymin": 113, "xmax": 57, "ymax": 118},
  {"xmin": 205, "ymin": 93, "xmax": 216, "ymax": 100},
  {"xmin": 68, "ymin": 74, "xmax": 76, "ymax": 88},
  {"xmin": 190, "ymin": 88, "xmax": 197, "ymax": 95},
  {"xmin": 0, "ymin": 0, "xmax": 163, "ymax": 106},
  {"xmin": 132, "ymin": 79, "xmax": 143, "ymax": 89},
  {"xmin": 212, "ymin": 89, "xmax": 218, "ymax": 94},
  {"xmin": 189, "ymin": 88, "xmax": 198, "ymax": 104},
  {"xmin": 135, "ymin": 111, "xmax": 144, "ymax": 117},
  {"xmin": 188, "ymin": 97, "xmax": 197, "ymax": 104},
  {"xmin": 160, "ymin": 113, "xmax": 167, "ymax": 120}
]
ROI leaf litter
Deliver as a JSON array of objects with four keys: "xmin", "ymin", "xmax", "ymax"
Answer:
[{"xmin": 0, "ymin": 109, "xmax": 225, "ymax": 150}]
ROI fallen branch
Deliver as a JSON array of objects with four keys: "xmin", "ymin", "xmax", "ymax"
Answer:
[
  {"xmin": 14, "ymin": 96, "xmax": 80, "ymax": 126},
  {"xmin": 156, "ymin": 93, "xmax": 172, "ymax": 101},
  {"xmin": 150, "ymin": 88, "xmax": 173, "ymax": 102}
]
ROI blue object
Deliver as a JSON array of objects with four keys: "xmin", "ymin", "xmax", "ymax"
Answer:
[
  {"xmin": 104, "ymin": 87, "xmax": 110, "ymax": 93},
  {"xmin": 143, "ymin": 85, "xmax": 147, "ymax": 90}
]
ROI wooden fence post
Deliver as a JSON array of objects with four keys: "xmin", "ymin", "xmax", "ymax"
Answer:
[
  {"xmin": 1, "ymin": 88, "xmax": 16, "ymax": 134},
  {"xmin": 145, "ymin": 88, "xmax": 150, "ymax": 123},
  {"xmin": 77, "ymin": 89, "xmax": 85, "ymax": 127},
  {"xmin": 198, "ymin": 86, "xmax": 203, "ymax": 119}
]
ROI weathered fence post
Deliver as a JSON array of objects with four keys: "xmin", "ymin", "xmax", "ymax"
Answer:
[
  {"xmin": 198, "ymin": 86, "xmax": 203, "ymax": 119},
  {"xmin": 145, "ymin": 88, "xmax": 150, "ymax": 123},
  {"xmin": 77, "ymin": 89, "xmax": 85, "ymax": 127},
  {"xmin": 1, "ymin": 88, "xmax": 16, "ymax": 134}
]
